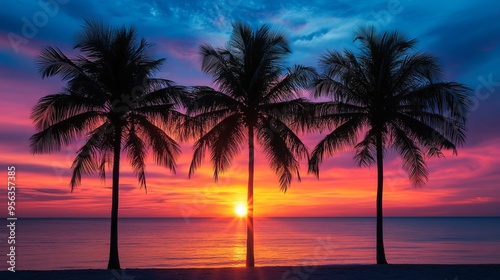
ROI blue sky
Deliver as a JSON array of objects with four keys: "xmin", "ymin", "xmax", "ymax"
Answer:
[
  {"xmin": 3, "ymin": 0, "xmax": 498, "ymax": 143},
  {"xmin": 1, "ymin": 0, "xmax": 499, "ymax": 217}
]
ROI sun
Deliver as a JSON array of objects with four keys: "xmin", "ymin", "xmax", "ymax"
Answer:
[{"xmin": 235, "ymin": 204, "xmax": 247, "ymax": 217}]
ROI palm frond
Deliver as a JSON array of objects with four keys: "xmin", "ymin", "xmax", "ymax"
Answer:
[
  {"xmin": 262, "ymin": 65, "xmax": 316, "ymax": 103},
  {"xmin": 396, "ymin": 111, "xmax": 464, "ymax": 152},
  {"xmin": 189, "ymin": 114, "xmax": 244, "ymax": 180},
  {"xmin": 70, "ymin": 122, "xmax": 112, "ymax": 190},
  {"xmin": 199, "ymin": 44, "xmax": 244, "ymax": 99},
  {"xmin": 309, "ymin": 117, "xmax": 364, "ymax": 176},
  {"xmin": 390, "ymin": 53, "xmax": 442, "ymax": 94},
  {"xmin": 314, "ymin": 74, "xmax": 368, "ymax": 107},
  {"xmin": 305, "ymin": 101, "xmax": 367, "ymax": 132},
  {"xmin": 354, "ymin": 129, "xmax": 377, "ymax": 167},
  {"xmin": 259, "ymin": 98, "xmax": 319, "ymax": 137},
  {"xmin": 98, "ymin": 149, "xmax": 112, "ymax": 183},
  {"xmin": 390, "ymin": 124, "xmax": 428, "ymax": 187},
  {"xmin": 134, "ymin": 115, "xmax": 180, "ymax": 173},
  {"xmin": 257, "ymin": 116, "xmax": 308, "ymax": 191},
  {"xmin": 31, "ymin": 92, "xmax": 103, "ymax": 130},
  {"xmin": 398, "ymin": 82, "xmax": 472, "ymax": 122},
  {"xmin": 188, "ymin": 87, "xmax": 243, "ymax": 115},
  {"xmin": 124, "ymin": 123, "xmax": 147, "ymax": 191},
  {"xmin": 30, "ymin": 111, "xmax": 103, "ymax": 154},
  {"xmin": 139, "ymin": 84, "xmax": 190, "ymax": 108},
  {"xmin": 75, "ymin": 20, "xmax": 114, "ymax": 60},
  {"xmin": 36, "ymin": 46, "xmax": 84, "ymax": 80}
]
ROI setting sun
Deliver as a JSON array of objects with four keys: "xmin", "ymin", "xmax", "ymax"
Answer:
[{"xmin": 235, "ymin": 204, "xmax": 247, "ymax": 217}]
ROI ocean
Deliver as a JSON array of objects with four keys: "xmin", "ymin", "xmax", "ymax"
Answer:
[{"xmin": 5, "ymin": 217, "xmax": 500, "ymax": 270}]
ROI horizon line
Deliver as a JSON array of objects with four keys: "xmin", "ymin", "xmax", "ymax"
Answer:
[{"xmin": 5, "ymin": 216, "xmax": 500, "ymax": 219}]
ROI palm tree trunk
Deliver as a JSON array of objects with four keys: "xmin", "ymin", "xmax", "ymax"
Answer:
[
  {"xmin": 246, "ymin": 126, "xmax": 255, "ymax": 267},
  {"xmin": 376, "ymin": 131, "xmax": 388, "ymax": 264},
  {"xmin": 107, "ymin": 125, "xmax": 122, "ymax": 269}
]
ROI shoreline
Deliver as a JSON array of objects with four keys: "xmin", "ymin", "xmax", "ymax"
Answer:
[{"xmin": 1, "ymin": 264, "xmax": 499, "ymax": 280}]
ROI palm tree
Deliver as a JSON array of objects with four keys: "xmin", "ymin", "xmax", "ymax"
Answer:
[
  {"xmin": 308, "ymin": 28, "xmax": 471, "ymax": 264},
  {"xmin": 30, "ymin": 21, "xmax": 189, "ymax": 269},
  {"xmin": 187, "ymin": 22, "xmax": 314, "ymax": 267}
]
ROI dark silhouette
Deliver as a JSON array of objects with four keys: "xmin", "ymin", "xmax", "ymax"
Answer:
[
  {"xmin": 187, "ymin": 22, "xmax": 314, "ymax": 267},
  {"xmin": 30, "ymin": 21, "xmax": 189, "ymax": 269},
  {"xmin": 308, "ymin": 28, "xmax": 472, "ymax": 264}
]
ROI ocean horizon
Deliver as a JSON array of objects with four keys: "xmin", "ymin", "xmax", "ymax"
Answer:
[{"xmin": 3, "ymin": 217, "xmax": 500, "ymax": 270}]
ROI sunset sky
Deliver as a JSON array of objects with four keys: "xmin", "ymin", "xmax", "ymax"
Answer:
[{"xmin": 0, "ymin": 0, "xmax": 499, "ymax": 218}]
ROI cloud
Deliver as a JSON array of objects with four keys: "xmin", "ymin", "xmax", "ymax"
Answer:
[
  {"xmin": 1, "ymin": 0, "xmax": 499, "ymax": 217},
  {"xmin": 420, "ymin": 9, "xmax": 500, "ymax": 81}
]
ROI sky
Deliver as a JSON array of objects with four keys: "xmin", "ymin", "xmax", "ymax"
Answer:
[{"xmin": 0, "ymin": 0, "xmax": 499, "ymax": 218}]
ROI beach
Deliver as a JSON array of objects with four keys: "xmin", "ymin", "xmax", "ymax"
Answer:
[{"xmin": 1, "ymin": 265, "xmax": 499, "ymax": 280}]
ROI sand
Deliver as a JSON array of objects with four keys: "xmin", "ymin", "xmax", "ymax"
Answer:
[{"xmin": 1, "ymin": 265, "xmax": 499, "ymax": 280}]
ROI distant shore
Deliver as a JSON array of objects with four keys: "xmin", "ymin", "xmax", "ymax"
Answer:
[{"xmin": 1, "ymin": 264, "xmax": 499, "ymax": 280}]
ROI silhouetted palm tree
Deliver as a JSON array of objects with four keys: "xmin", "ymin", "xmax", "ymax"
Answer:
[
  {"xmin": 30, "ymin": 21, "xmax": 189, "ymax": 269},
  {"xmin": 188, "ymin": 22, "xmax": 314, "ymax": 267},
  {"xmin": 308, "ymin": 28, "xmax": 471, "ymax": 264}
]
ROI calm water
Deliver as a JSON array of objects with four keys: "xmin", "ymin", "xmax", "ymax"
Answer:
[{"xmin": 4, "ymin": 217, "xmax": 500, "ymax": 270}]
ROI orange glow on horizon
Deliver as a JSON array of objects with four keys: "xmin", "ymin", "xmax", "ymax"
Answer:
[
  {"xmin": 1, "ymin": 1, "xmax": 500, "ymax": 222},
  {"xmin": 1, "ymin": 103, "xmax": 499, "ymax": 218}
]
